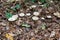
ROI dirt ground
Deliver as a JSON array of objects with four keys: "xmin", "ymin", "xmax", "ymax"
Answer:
[{"xmin": 0, "ymin": 0, "xmax": 60, "ymax": 40}]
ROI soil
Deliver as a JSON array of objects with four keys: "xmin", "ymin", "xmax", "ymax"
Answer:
[{"xmin": 0, "ymin": 0, "xmax": 60, "ymax": 40}]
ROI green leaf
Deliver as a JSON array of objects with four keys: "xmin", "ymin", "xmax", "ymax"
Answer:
[
  {"xmin": 31, "ymin": 0, "xmax": 35, "ymax": 2},
  {"xmin": 15, "ymin": 4, "xmax": 21, "ymax": 9},
  {"xmin": 5, "ymin": 12, "xmax": 13, "ymax": 19},
  {"xmin": 22, "ymin": 23, "xmax": 30, "ymax": 28},
  {"xmin": 39, "ymin": 0, "xmax": 46, "ymax": 3},
  {"xmin": 11, "ymin": 4, "xmax": 21, "ymax": 11}
]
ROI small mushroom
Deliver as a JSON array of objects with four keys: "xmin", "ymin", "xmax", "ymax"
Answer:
[
  {"xmin": 26, "ymin": 13, "xmax": 31, "ymax": 16},
  {"xmin": 46, "ymin": 15, "xmax": 52, "ymax": 18},
  {"xmin": 31, "ymin": 5, "xmax": 36, "ymax": 8},
  {"xmin": 19, "ymin": 13, "xmax": 25, "ymax": 17},
  {"xmin": 32, "ymin": 16, "xmax": 39, "ymax": 20},
  {"xmin": 8, "ymin": 15, "xmax": 18, "ymax": 21},
  {"xmin": 33, "ymin": 12, "xmax": 40, "ymax": 16},
  {"xmin": 41, "ymin": 17, "xmax": 45, "ymax": 20}
]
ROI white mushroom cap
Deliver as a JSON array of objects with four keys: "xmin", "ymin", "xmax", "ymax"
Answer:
[
  {"xmin": 33, "ymin": 12, "xmax": 39, "ymax": 16},
  {"xmin": 32, "ymin": 16, "xmax": 39, "ymax": 20},
  {"xmin": 41, "ymin": 17, "xmax": 45, "ymax": 20},
  {"xmin": 19, "ymin": 13, "xmax": 25, "ymax": 17},
  {"xmin": 47, "ymin": 15, "xmax": 52, "ymax": 18},
  {"xmin": 26, "ymin": 13, "xmax": 31, "ymax": 16},
  {"xmin": 8, "ymin": 15, "xmax": 18, "ymax": 21},
  {"xmin": 30, "ymin": 5, "xmax": 37, "ymax": 9}
]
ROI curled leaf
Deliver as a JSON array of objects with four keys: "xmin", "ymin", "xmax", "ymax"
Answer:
[{"xmin": 22, "ymin": 23, "xmax": 31, "ymax": 28}]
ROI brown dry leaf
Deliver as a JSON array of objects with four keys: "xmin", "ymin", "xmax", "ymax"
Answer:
[{"xmin": 53, "ymin": 12, "xmax": 60, "ymax": 18}]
